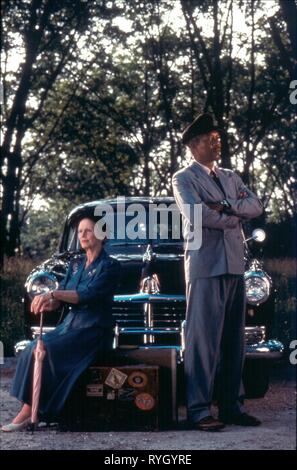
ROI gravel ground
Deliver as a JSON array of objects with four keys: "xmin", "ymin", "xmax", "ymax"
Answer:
[{"xmin": 0, "ymin": 358, "xmax": 296, "ymax": 451}]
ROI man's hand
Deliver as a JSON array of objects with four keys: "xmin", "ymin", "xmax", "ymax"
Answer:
[
  {"xmin": 205, "ymin": 202, "xmax": 224, "ymax": 212},
  {"xmin": 238, "ymin": 190, "xmax": 248, "ymax": 199}
]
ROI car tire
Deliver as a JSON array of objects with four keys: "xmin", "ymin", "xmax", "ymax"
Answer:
[{"xmin": 243, "ymin": 358, "xmax": 270, "ymax": 398}]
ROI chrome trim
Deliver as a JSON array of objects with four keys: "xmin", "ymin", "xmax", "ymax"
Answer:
[
  {"xmin": 246, "ymin": 339, "xmax": 284, "ymax": 357},
  {"xmin": 245, "ymin": 326, "xmax": 266, "ymax": 345},
  {"xmin": 31, "ymin": 326, "xmax": 55, "ymax": 339},
  {"xmin": 244, "ymin": 268, "xmax": 272, "ymax": 306},
  {"xmin": 117, "ymin": 327, "xmax": 181, "ymax": 334},
  {"xmin": 181, "ymin": 320, "xmax": 186, "ymax": 355},
  {"xmin": 14, "ymin": 340, "xmax": 31, "ymax": 356},
  {"xmin": 25, "ymin": 271, "xmax": 59, "ymax": 299},
  {"xmin": 114, "ymin": 293, "xmax": 186, "ymax": 302},
  {"xmin": 144, "ymin": 303, "xmax": 154, "ymax": 343},
  {"xmin": 15, "ymin": 327, "xmax": 284, "ymax": 364},
  {"xmin": 14, "ymin": 326, "xmax": 56, "ymax": 355},
  {"xmin": 142, "ymin": 244, "xmax": 154, "ymax": 263},
  {"xmin": 113, "ymin": 293, "xmax": 185, "ymax": 345},
  {"xmin": 140, "ymin": 275, "xmax": 161, "ymax": 296}
]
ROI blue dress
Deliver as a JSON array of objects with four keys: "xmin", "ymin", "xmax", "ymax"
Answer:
[{"xmin": 11, "ymin": 249, "xmax": 121, "ymax": 419}]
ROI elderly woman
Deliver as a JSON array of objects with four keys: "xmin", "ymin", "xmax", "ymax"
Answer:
[{"xmin": 2, "ymin": 216, "xmax": 121, "ymax": 431}]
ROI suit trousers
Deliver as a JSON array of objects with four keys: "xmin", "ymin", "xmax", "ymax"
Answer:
[{"xmin": 184, "ymin": 274, "xmax": 246, "ymax": 423}]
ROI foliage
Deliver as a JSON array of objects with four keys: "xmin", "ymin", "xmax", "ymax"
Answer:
[
  {"xmin": 1, "ymin": 0, "xmax": 296, "ymax": 263},
  {"xmin": 20, "ymin": 199, "xmax": 71, "ymax": 258},
  {"xmin": 267, "ymin": 262, "xmax": 297, "ymax": 349},
  {"xmin": 0, "ymin": 257, "xmax": 37, "ymax": 355}
]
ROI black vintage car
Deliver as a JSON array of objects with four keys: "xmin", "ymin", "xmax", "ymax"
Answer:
[{"xmin": 16, "ymin": 197, "xmax": 284, "ymax": 399}]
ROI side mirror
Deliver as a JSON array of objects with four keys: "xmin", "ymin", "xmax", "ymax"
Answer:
[{"xmin": 252, "ymin": 228, "xmax": 266, "ymax": 243}]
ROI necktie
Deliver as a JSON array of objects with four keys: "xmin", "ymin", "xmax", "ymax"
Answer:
[{"xmin": 210, "ymin": 170, "xmax": 226, "ymax": 197}]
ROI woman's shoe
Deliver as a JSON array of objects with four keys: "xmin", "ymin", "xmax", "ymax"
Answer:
[{"xmin": 1, "ymin": 417, "xmax": 31, "ymax": 432}]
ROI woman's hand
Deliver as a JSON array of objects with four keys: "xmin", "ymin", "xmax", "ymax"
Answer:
[
  {"xmin": 31, "ymin": 290, "xmax": 79, "ymax": 315},
  {"xmin": 31, "ymin": 293, "xmax": 58, "ymax": 315}
]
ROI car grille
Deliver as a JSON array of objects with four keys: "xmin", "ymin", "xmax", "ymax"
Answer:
[
  {"xmin": 112, "ymin": 302, "xmax": 266, "ymax": 349},
  {"xmin": 112, "ymin": 301, "xmax": 186, "ymax": 327},
  {"xmin": 112, "ymin": 300, "xmax": 185, "ymax": 347}
]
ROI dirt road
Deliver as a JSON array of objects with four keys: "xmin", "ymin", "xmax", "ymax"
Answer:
[{"xmin": 0, "ymin": 358, "xmax": 295, "ymax": 450}]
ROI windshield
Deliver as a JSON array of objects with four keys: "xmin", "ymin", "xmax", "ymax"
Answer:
[{"xmin": 62, "ymin": 204, "xmax": 183, "ymax": 251}]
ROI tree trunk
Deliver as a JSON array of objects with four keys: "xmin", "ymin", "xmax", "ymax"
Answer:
[{"xmin": 0, "ymin": 0, "xmax": 50, "ymax": 266}]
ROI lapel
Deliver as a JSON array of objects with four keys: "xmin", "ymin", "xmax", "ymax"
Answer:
[
  {"xmin": 216, "ymin": 167, "xmax": 233, "ymax": 197},
  {"xmin": 71, "ymin": 256, "xmax": 86, "ymax": 291},
  {"xmin": 188, "ymin": 161, "xmax": 225, "ymax": 199},
  {"xmin": 83, "ymin": 249, "xmax": 107, "ymax": 287}
]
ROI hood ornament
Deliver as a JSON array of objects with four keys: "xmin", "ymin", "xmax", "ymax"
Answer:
[
  {"xmin": 142, "ymin": 244, "xmax": 154, "ymax": 263},
  {"xmin": 140, "ymin": 244, "xmax": 160, "ymax": 294}
]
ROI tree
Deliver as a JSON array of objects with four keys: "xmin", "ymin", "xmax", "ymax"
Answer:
[
  {"xmin": 0, "ymin": 0, "xmax": 97, "ymax": 265},
  {"xmin": 179, "ymin": 0, "xmax": 296, "ymax": 219},
  {"xmin": 39, "ymin": 0, "xmax": 188, "ymax": 200},
  {"xmin": 269, "ymin": 0, "xmax": 297, "ymax": 80},
  {"xmin": 2, "ymin": 0, "xmax": 295, "ymax": 265}
]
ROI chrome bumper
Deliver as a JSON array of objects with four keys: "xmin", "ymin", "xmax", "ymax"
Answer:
[
  {"xmin": 14, "ymin": 327, "xmax": 56, "ymax": 356},
  {"xmin": 244, "ymin": 326, "xmax": 284, "ymax": 359},
  {"xmin": 14, "ymin": 325, "xmax": 284, "ymax": 363},
  {"xmin": 246, "ymin": 339, "xmax": 284, "ymax": 359}
]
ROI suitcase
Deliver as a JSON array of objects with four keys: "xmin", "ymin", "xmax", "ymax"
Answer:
[
  {"xmin": 61, "ymin": 348, "xmax": 177, "ymax": 431},
  {"xmin": 109, "ymin": 347, "xmax": 177, "ymax": 426},
  {"xmin": 85, "ymin": 365, "xmax": 159, "ymax": 431}
]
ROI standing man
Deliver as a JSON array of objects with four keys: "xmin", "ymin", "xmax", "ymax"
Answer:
[{"xmin": 172, "ymin": 113, "xmax": 263, "ymax": 431}]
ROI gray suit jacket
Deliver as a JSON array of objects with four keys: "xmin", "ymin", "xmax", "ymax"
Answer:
[{"xmin": 172, "ymin": 161, "xmax": 263, "ymax": 281}]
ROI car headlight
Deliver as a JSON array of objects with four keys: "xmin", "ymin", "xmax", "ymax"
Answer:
[
  {"xmin": 244, "ymin": 270, "xmax": 272, "ymax": 306},
  {"xmin": 25, "ymin": 271, "xmax": 59, "ymax": 300}
]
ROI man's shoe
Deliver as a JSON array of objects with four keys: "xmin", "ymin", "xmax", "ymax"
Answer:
[
  {"xmin": 223, "ymin": 413, "xmax": 261, "ymax": 426},
  {"xmin": 193, "ymin": 416, "xmax": 225, "ymax": 432},
  {"xmin": 1, "ymin": 417, "xmax": 31, "ymax": 432}
]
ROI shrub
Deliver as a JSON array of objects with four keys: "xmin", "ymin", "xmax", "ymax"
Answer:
[
  {"xmin": 265, "ymin": 258, "xmax": 297, "ymax": 349},
  {"xmin": 0, "ymin": 257, "xmax": 37, "ymax": 356}
]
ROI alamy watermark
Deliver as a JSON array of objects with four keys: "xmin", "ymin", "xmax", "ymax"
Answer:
[
  {"xmin": 0, "ymin": 341, "xmax": 4, "ymax": 365},
  {"xmin": 289, "ymin": 80, "xmax": 297, "ymax": 105},
  {"xmin": 289, "ymin": 339, "xmax": 297, "ymax": 365},
  {"xmin": 92, "ymin": 196, "xmax": 202, "ymax": 250}
]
